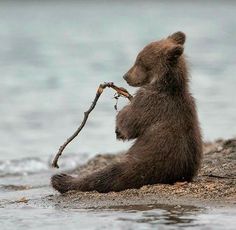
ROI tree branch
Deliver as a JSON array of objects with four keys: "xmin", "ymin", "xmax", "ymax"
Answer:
[{"xmin": 51, "ymin": 82, "xmax": 132, "ymax": 168}]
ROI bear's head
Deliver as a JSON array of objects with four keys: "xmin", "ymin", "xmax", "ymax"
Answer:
[{"xmin": 123, "ymin": 31, "xmax": 186, "ymax": 87}]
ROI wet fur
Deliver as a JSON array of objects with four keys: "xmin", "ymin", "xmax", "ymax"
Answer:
[{"xmin": 51, "ymin": 31, "xmax": 203, "ymax": 193}]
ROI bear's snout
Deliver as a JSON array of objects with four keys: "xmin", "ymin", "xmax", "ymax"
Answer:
[{"xmin": 123, "ymin": 73, "xmax": 129, "ymax": 81}]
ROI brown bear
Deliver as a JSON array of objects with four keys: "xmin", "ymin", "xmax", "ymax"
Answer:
[{"xmin": 51, "ymin": 31, "xmax": 203, "ymax": 193}]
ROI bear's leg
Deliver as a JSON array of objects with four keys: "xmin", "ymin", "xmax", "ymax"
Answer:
[{"xmin": 51, "ymin": 160, "xmax": 146, "ymax": 193}]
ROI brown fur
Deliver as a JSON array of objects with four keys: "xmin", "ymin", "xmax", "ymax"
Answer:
[{"xmin": 51, "ymin": 31, "xmax": 203, "ymax": 194}]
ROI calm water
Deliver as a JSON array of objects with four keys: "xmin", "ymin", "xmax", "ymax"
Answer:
[
  {"xmin": 1, "ymin": 205, "xmax": 236, "ymax": 230},
  {"xmin": 0, "ymin": 1, "xmax": 236, "ymax": 229}
]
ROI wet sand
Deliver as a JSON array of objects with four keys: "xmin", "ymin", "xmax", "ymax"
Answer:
[{"xmin": 40, "ymin": 138, "xmax": 236, "ymax": 209}]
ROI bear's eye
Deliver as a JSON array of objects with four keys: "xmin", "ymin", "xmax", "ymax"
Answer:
[
  {"xmin": 144, "ymin": 64, "xmax": 151, "ymax": 71},
  {"xmin": 137, "ymin": 58, "xmax": 151, "ymax": 71}
]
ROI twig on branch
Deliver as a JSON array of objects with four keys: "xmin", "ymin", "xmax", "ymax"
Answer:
[{"xmin": 51, "ymin": 82, "xmax": 133, "ymax": 168}]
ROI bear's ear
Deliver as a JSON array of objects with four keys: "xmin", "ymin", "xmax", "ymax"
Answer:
[
  {"xmin": 166, "ymin": 45, "xmax": 184, "ymax": 62},
  {"xmin": 168, "ymin": 31, "xmax": 186, "ymax": 45}
]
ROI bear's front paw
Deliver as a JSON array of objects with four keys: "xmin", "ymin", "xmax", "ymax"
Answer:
[{"xmin": 115, "ymin": 127, "xmax": 127, "ymax": 141}]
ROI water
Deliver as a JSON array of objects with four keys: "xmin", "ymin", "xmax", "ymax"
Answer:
[
  {"xmin": 2, "ymin": 205, "xmax": 236, "ymax": 230},
  {"xmin": 1, "ymin": 0, "xmax": 236, "ymax": 161},
  {"xmin": 0, "ymin": 1, "xmax": 236, "ymax": 229}
]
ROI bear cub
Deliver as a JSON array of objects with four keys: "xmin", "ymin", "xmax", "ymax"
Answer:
[{"xmin": 51, "ymin": 31, "xmax": 203, "ymax": 193}]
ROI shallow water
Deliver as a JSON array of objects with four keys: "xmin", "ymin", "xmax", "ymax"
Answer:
[
  {"xmin": 1, "ymin": 206, "xmax": 236, "ymax": 230},
  {"xmin": 0, "ymin": 1, "xmax": 236, "ymax": 229}
]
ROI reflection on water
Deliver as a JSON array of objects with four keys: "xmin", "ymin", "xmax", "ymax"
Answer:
[
  {"xmin": 105, "ymin": 204, "xmax": 201, "ymax": 227},
  {"xmin": 1, "ymin": 204, "xmax": 236, "ymax": 230},
  {"xmin": 105, "ymin": 205, "xmax": 236, "ymax": 229}
]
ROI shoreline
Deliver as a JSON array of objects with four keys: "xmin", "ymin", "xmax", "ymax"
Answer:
[
  {"xmin": 1, "ymin": 138, "xmax": 236, "ymax": 210},
  {"xmin": 42, "ymin": 138, "xmax": 236, "ymax": 209}
]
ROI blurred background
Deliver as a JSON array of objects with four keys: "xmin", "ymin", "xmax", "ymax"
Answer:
[{"xmin": 1, "ymin": 0, "xmax": 236, "ymax": 162}]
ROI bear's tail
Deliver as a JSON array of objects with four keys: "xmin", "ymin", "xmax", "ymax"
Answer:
[{"xmin": 51, "ymin": 161, "xmax": 144, "ymax": 193}]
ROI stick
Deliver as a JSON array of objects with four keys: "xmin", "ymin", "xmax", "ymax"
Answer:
[{"xmin": 51, "ymin": 82, "xmax": 133, "ymax": 168}]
